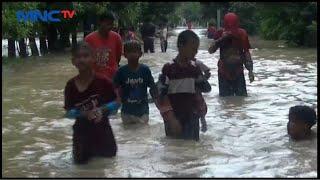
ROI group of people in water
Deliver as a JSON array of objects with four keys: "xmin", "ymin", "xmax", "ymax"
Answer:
[{"xmin": 63, "ymin": 12, "xmax": 317, "ymax": 164}]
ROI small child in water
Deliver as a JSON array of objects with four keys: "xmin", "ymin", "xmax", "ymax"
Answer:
[
  {"xmin": 64, "ymin": 42, "xmax": 120, "ymax": 164},
  {"xmin": 113, "ymin": 40, "xmax": 158, "ymax": 124},
  {"xmin": 159, "ymin": 30, "xmax": 211, "ymax": 141},
  {"xmin": 287, "ymin": 105, "xmax": 317, "ymax": 140}
]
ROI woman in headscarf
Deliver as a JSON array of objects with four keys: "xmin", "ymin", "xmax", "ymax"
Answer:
[{"xmin": 209, "ymin": 12, "xmax": 254, "ymax": 96}]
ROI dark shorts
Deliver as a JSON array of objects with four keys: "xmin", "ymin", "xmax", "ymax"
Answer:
[
  {"xmin": 164, "ymin": 113, "xmax": 200, "ymax": 141},
  {"xmin": 72, "ymin": 119, "xmax": 117, "ymax": 164},
  {"xmin": 218, "ymin": 72, "xmax": 247, "ymax": 97},
  {"xmin": 143, "ymin": 37, "xmax": 155, "ymax": 53}
]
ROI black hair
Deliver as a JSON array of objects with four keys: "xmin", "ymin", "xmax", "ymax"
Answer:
[
  {"xmin": 98, "ymin": 12, "xmax": 116, "ymax": 22},
  {"xmin": 289, "ymin": 105, "xmax": 317, "ymax": 126},
  {"xmin": 177, "ymin": 30, "xmax": 200, "ymax": 48},
  {"xmin": 208, "ymin": 22, "xmax": 215, "ymax": 26},
  {"xmin": 128, "ymin": 26, "xmax": 135, "ymax": 32},
  {"xmin": 71, "ymin": 41, "xmax": 92, "ymax": 57},
  {"xmin": 123, "ymin": 40, "xmax": 142, "ymax": 53}
]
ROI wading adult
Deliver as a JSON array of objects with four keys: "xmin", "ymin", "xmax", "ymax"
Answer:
[
  {"xmin": 85, "ymin": 12, "xmax": 123, "ymax": 80},
  {"xmin": 140, "ymin": 18, "xmax": 156, "ymax": 53},
  {"xmin": 208, "ymin": 12, "xmax": 254, "ymax": 97}
]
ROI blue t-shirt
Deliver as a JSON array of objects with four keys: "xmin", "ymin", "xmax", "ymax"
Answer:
[{"xmin": 113, "ymin": 64, "xmax": 156, "ymax": 116}]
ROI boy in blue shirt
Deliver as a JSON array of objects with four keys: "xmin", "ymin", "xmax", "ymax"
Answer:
[{"xmin": 113, "ymin": 40, "xmax": 158, "ymax": 124}]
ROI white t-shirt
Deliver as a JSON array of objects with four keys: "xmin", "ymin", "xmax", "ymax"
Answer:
[{"xmin": 160, "ymin": 28, "xmax": 168, "ymax": 39}]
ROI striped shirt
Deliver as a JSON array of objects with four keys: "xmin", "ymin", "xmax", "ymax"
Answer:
[{"xmin": 161, "ymin": 60, "xmax": 202, "ymax": 121}]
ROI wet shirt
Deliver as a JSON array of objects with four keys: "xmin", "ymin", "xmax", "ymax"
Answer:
[
  {"xmin": 214, "ymin": 28, "xmax": 251, "ymax": 80},
  {"xmin": 85, "ymin": 31, "xmax": 123, "ymax": 80},
  {"xmin": 140, "ymin": 23, "xmax": 156, "ymax": 38},
  {"xmin": 64, "ymin": 75, "xmax": 117, "ymax": 125},
  {"xmin": 161, "ymin": 60, "xmax": 202, "ymax": 121},
  {"xmin": 113, "ymin": 64, "xmax": 156, "ymax": 116}
]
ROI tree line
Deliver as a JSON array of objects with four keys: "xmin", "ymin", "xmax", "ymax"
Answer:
[{"xmin": 2, "ymin": 2, "xmax": 317, "ymax": 58}]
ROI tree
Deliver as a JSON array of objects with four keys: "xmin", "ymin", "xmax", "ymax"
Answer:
[
  {"xmin": 257, "ymin": 2, "xmax": 317, "ymax": 46},
  {"xmin": 2, "ymin": 2, "xmax": 39, "ymax": 57},
  {"xmin": 228, "ymin": 2, "xmax": 258, "ymax": 35}
]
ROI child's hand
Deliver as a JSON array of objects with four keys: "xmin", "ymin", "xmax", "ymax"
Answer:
[
  {"xmin": 204, "ymin": 71, "xmax": 211, "ymax": 80},
  {"xmin": 249, "ymin": 71, "xmax": 255, "ymax": 83},
  {"xmin": 208, "ymin": 43, "xmax": 218, "ymax": 54},
  {"xmin": 87, "ymin": 108, "xmax": 103, "ymax": 123}
]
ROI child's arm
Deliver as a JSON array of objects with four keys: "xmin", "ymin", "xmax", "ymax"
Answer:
[
  {"xmin": 195, "ymin": 76, "xmax": 211, "ymax": 93},
  {"xmin": 101, "ymin": 73, "xmax": 122, "ymax": 115},
  {"xmin": 64, "ymin": 81, "xmax": 85, "ymax": 119},
  {"xmin": 158, "ymin": 73, "xmax": 169, "ymax": 98},
  {"xmin": 204, "ymin": 70, "xmax": 211, "ymax": 80},
  {"xmin": 99, "ymin": 101, "xmax": 121, "ymax": 115},
  {"xmin": 146, "ymin": 67, "xmax": 160, "ymax": 100},
  {"xmin": 196, "ymin": 60, "xmax": 211, "ymax": 80},
  {"xmin": 195, "ymin": 66, "xmax": 211, "ymax": 93}
]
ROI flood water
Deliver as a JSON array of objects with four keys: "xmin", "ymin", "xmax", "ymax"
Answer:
[{"xmin": 2, "ymin": 28, "xmax": 317, "ymax": 178}]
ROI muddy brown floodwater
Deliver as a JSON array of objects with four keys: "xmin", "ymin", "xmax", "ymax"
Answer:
[{"xmin": 2, "ymin": 28, "xmax": 317, "ymax": 178}]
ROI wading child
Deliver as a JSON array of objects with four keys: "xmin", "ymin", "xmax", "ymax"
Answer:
[
  {"xmin": 113, "ymin": 40, "xmax": 158, "ymax": 124},
  {"xmin": 192, "ymin": 58, "xmax": 211, "ymax": 132},
  {"xmin": 287, "ymin": 105, "xmax": 317, "ymax": 140},
  {"xmin": 159, "ymin": 30, "xmax": 211, "ymax": 141},
  {"xmin": 64, "ymin": 42, "xmax": 120, "ymax": 164}
]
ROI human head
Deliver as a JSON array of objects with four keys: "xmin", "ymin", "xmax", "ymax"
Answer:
[
  {"xmin": 71, "ymin": 41, "xmax": 94, "ymax": 72},
  {"xmin": 287, "ymin": 105, "xmax": 317, "ymax": 140},
  {"xmin": 98, "ymin": 12, "xmax": 116, "ymax": 34},
  {"xmin": 123, "ymin": 40, "xmax": 142, "ymax": 64},
  {"xmin": 208, "ymin": 21, "xmax": 215, "ymax": 27},
  {"xmin": 223, "ymin": 12, "xmax": 239, "ymax": 31},
  {"xmin": 128, "ymin": 26, "xmax": 135, "ymax": 32},
  {"xmin": 177, "ymin": 30, "xmax": 200, "ymax": 60}
]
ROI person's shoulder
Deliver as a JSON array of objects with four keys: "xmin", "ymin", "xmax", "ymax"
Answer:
[
  {"xmin": 195, "ymin": 59, "xmax": 204, "ymax": 65},
  {"xmin": 238, "ymin": 28, "xmax": 248, "ymax": 35},
  {"xmin": 162, "ymin": 61, "xmax": 176, "ymax": 73},
  {"xmin": 191, "ymin": 61, "xmax": 201, "ymax": 70},
  {"xmin": 139, "ymin": 64, "xmax": 153, "ymax": 74},
  {"xmin": 118, "ymin": 64, "xmax": 129, "ymax": 71},
  {"xmin": 95, "ymin": 74, "xmax": 113, "ymax": 85},
  {"xmin": 65, "ymin": 76, "xmax": 76, "ymax": 90},
  {"xmin": 110, "ymin": 31, "xmax": 122, "ymax": 39},
  {"xmin": 162, "ymin": 61, "xmax": 175, "ymax": 69},
  {"xmin": 84, "ymin": 31, "xmax": 98, "ymax": 41},
  {"xmin": 139, "ymin": 63, "xmax": 151, "ymax": 70}
]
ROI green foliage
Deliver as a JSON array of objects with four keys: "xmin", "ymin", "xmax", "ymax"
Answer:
[
  {"xmin": 229, "ymin": 2, "xmax": 258, "ymax": 34},
  {"xmin": 257, "ymin": 2, "xmax": 317, "ymax": 46},
  {"xmin": 2, "ymin": 2, "xmax": 39, "ymax": 39},
  {"xmin": 178, "ymin": 2, "xmax": 202, "ymax": 22},
  {"xmin": 200, "ymin": 2, "xmax": 229, "ymax": 21},
  {"xmin": 139, "ymin": 2, "xmax": 179, "ymax": 25},
  {"xmin": 3, "ymin": 2, "xmax": 316, "ymax": 48}
]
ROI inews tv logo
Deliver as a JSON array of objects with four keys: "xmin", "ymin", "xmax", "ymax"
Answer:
[{"xmin": 16, "ymin": 10, "xmax": 75, "ymax": 22}]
